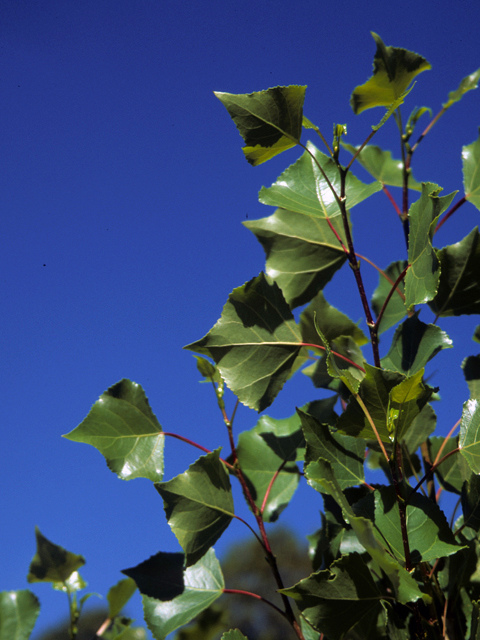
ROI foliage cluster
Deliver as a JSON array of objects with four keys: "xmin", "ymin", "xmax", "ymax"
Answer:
[{"xmin": 3, "ymin": 33, "xmax": 480, "ymax": 640}]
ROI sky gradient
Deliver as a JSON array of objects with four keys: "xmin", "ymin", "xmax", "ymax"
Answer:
[{"xmin": 2, "ymin": 1, "xmax": 480, "ymax": 636}]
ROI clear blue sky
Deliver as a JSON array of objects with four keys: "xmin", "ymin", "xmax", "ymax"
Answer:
[{"xmin": 2, "ymin": 1, "xmax": 479, "ymax": 636}]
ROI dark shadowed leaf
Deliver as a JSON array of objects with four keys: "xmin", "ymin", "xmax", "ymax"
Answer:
[
  {"xmin": 280, "ymin": 553, "xmax": 384, "ymax": 640},
  {"xmin": 429, "ymin": 227, "xmax": 480, "ymax": 317},
  {"xmin": 0, "ymin": 590, "xmax": 40, "ymax": 640},
  {"xmin": 298, "ymin": 408, "xmax": 365, "ymax": 488},
  {"xmin": 155, "ymin": 450, "xmax": 234, "ymax": 566},
  {"xmin": 350, "ymin": 32, "xmax": 431, "ymax": 114},
  {"xmin": 122, "ymin": 553, "xmax": 184, "ymax": 601},
  {"xmin": 27, "ymin": 527, "xmax": 85, "ymax": 584},
  {"xmin": 174, "ymin": 606, "xmax": 226, "ymax": 640},
  {"xmin": 474, "ymin": 326, "xmax": 480, "ymax": 344},
  {"xmin": 463, "ymin": 355, "xmax": 480, "ymax": 400},
  {"xmin": 300, "ymin": 291, "xmax": 368, "ymax": 346},
  {"xmin": 185, "ymin": 273, "xmax": 305, "ymax": 411},
  {"xmin": 63, "ymin": 379, "xmax": 164, "ymax": 482},
  {"xmin": 143, "ymin": 549, "xmax": 224, "ymax": 640},
  {"xmin": 405, "ymin": 183, "xmax": 456, "ymax": 309},
  {"xmin": 371, "ymin": 260, "xmax": 408, "ymax": 333},
  {"xmin": 341, "ymin": 144, "xmax": 422, "ymax": 190},
  {"xmin": 215, "ymin": 86, "xmax": 306, "ymax": 165},
  {"xmin": 463, "ymin": 131, "xmax": 480, "ymax": 210},
  {"xmin": 254, "ymin": 410, "xmax": 306, "ymax": 462},
  {"xmin": 460, "ymin": 399, "xmax": 480, "ymax": 473},
  {"xmin": 443, "ymin": 68, "xmax": 480, "ymax": 109},
  {"xmin": 381, "ymin": 313, "xmax": 452, "ymax": 375},
  {"xmin": 462, "ymin": 474, "xmax": 480, "ymax": 532}
]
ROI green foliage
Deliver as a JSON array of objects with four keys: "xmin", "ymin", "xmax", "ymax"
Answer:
[{"xmin": 9, "ymin": 33, "xmax": 480, "ymax": 640}]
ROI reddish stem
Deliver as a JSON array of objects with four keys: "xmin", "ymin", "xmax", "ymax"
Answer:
[
  {"xmin": 301, "ymin": 343, "xmax": 366, "ymax": 372},
  {"xmin": 373, "ymin": 264, "xmax": 409, "ymax": 331},
  {"xmin": 223, "ymin": 588, "xmax": 287, "ymax": 618},
  {"xmin": 162, "ymin": 432, "xmax": 235, "ymax": 470},
  {"xmin": 261, "ymin": 460, "xmax": 288, "ymax": 515},
  {"xmin": 382, "ymin": 185, "xmax": 402, "ymax": 217},
  {"xmin": 434, "ymin": 196, "xmax": 467, "ymax": 233}
]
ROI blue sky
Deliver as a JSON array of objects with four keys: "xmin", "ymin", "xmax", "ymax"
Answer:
[{"xmin": 2, "ymin": 1, "xmax": 480, "ymax": 636}]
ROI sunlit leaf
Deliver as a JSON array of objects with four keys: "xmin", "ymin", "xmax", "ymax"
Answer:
[
  {"xmin": 350, "ymin": 32, "xmax": 431, "ymax": 114},
  {"xmin": 107, "ymin": 578, "xmax": 137, "ymax": 618},
  {"xmin": 27, "ymin": 527, "xmax": 85, "ymax": 584},
  {"xmin": 0, "ymin": 590, "xmax": 40, "ymax": 640},
  {"xmin": 405, "ymin": 106, "xmax": 432, "ymax": 138},
  {"xmin": 341, "ymin": 144, "xmax": 422, "ymax": 190},
  {"xmin": 52, "ymin": 571, "xmax": 86, "ymax": 593},
  {"xmin": 63, "ymin": 379, "xmax": 164, "ymax": 482},
  {"xmin": 381, "ymin": 313, "xmax": 453, "ymax": 375},
  {"xmin": 143, "ymin": 549, "xmax": 224, "ymax": 640},
  {"xmin": 280, "ymin": 553, "xmax": 384, "ymax": 640},
  {"xmin": 388, "ymin": 369, "xmax": 434, "ymax": 442},
  {"xmin": 185, "ymin": 273, "xmax": 306, "ymax": 411},
  {"xmin": 429, "ymin": 227, "xmax": 480, "ymax": 317},
  {"xmin": 215, "ymin": 86, "xmax": 306, "ymax": 165},
  {"xmin": 460, "ymin": 399, "xmax": 480, "ymax": 473},
  {"xmin": 155, "ymin": 450, "xmax": 234, "ymax": 566},
  {"xmin": 443, "ymin": 68, "xmax": 480, "ymax": 109},
  {"xmin": 463, "ymin": 355, "xmax": 480, "ymax": 401},
  {"xmin": 463, "ymin": 131, "xmax": 480, "ymax": 211},
  {"xmin": 405, "ymin": 183, "xmax": 456, "ymax": 309}
]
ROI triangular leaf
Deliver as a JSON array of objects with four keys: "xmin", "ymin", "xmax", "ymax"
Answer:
[
  {"xmin": 405, "ymin": 183, "xmax": 456, "ymax": 309},
  {"xmin": 122, "ymin": 553, "xmax": 185, "ymax": 601},
  {"xmin": 341, "ymin": 144, "xmax": 422, "ymax": 190},
  {"xmin": 429, "ymin": 227, "xmax": 480, "ymax": 317},
  {"xmin": 371, "ymin": 260, "xmax": 408, "ymax": 334},
  {"xmin": 350, "ymin": 32, "xmax": 431, "ymax": 114},
  {"xmin": 443, "ymin": 68, "xmax": 480, "ymax": 109},
  {"xmin": 63, "ymin": 379, "xmax": 164, "ymax": 482},
  {"xmin": 142, "ymin": 549, "xmax": 224, "ymax": 640},
  {"xmin": 184, "ymin": 273, "xmax": 305, "ymax": 411},
  {"xmin": 381, "ymin": 313, "xmax": 453, "ymax": 375},
  {"xmin": 463, "ymin": 131, "xmax": 480, "ymax": 211},
  {"xmin": 460, "ymin": 399, "xmax": 480, "ymax": 473},
  {"xmin": 107, "ymin": 578, "xmax": 138, "ymax": 618},
  {"xmin": 27, "ymin": 527, "xmax": 85, "ymax": 584},
  {"xmin": 215, "ymin": 86, "xmax": 306, "ymax": 165},
  {"xmin": 0, "ymin": 590, "xmax": 40, "ymax": 640},
  {"xmin": 155, "ymin": 450, "xmax": 234, "ymax": 566}
]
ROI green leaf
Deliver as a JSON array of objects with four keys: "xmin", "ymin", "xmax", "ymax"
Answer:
[
  {"xmin": 388, "ymin": 369, "xmax": 434, "ymax": 442},
  {"xmin": 215, "ymin": 86, "xmax": 306, "ymax": 165},
  {"xmin": 463, "ymin": 355, "xmax": 480, "ymax": 400},
  {"xmin": 300, "ymin": 291, "xmax": 368, "ymax": 347},
  {"xmin": 350, "ymin": 32, "xmax": 431, "ymax": 114},
  {"xmin": 341, "ymin": 144, "xmax": 422, "ymax": 191},
  {"xmin": 221, "ymin": 631, "xmax": 249, "ymax": 640},
  {"xmin": 174, "ymin": 606, "xmax": 226, "ymax": 640},
  {"xmin": 254, "ymin": 409, "xmax": 307, "ymax": 461},
  {"xmin": 443, "ymin": 68, "xmax": 480, "ymax": 108},
  {"xmin": 402, "ymin": 403, "xmax": 436, "ymax": 454},
  {"xmin": 123, "ymin": 553, "xmax": 185, "ymax": 601},
  {"xmin": 27, "ymin": 527, "xmax": 85, "ymax": 584},
  {"xmin": 474, "ymin": 326, "xmax": 480, "ymax": 344},
  {"xmin": 429, "ymin": 227, "xmax": 480, "ymax": 317},
  {"xmin": 234, "ymin": 420, "xmax": 300, "ymax": 522},
  {"xmin": 107, "ymin": 578, "xmax": 137, "ymax": 619},
  {"xmin": 0, "ymin": 590, "xmax": 40, "ymax": 640},
  {"xmin": 428, "ymin": 436, "xmax": 466, "ymax": 495},
  {"xmin": 298, "ymin": 408, "xmax": 365, "ymax": 489},
  {"xmin": 194, "ymin": 356, "xmax": 217, "ymax": 380},
  {"xmin": 405, "ymin": 183, "xmax": 456, "ymax": 309},
  {"xmin": 280, "ymin": 553, "xmax": 384, "ymax": 640},
  {"xmin": 184, "ymin": 273, "xmax": 305, "ymax": 412},
  {"xmin": 371, "ymin": 260, "xmax": 408, "ymax": 334},
  {"xmin": 304, "ymin": 459, "xmax": 426, "ymax": 604},
  {"xmin": 63, "ymin": 379, "xmax": 164, "ymax": 482},
  {"xmin": 373, "ymin": 486, "xmax": 463, "ymax": 564},
  {"xmin": 460, "ymin": 399, "xmax": 480, "ymax": 473},
  {"xmin": 463, "ymin": 131, "xmax": 480, "ymax": 211},
  {"xmin": 155, "ymin": 450, "xmax": 234, "ymax": 566},
  {"xmin": 462, "ymin": 474, "xmax": 480, "ymax": 531},
  {"xmin": 381, "ymin": 313, "xmax": 453, "ymax": 375},
  {"xmin": 405, "ymin": 106, "xmax": 432, "ymax": 139},
  {"xmin": 143, "ymin": 549, "xmax": 224, "ymax": 640},
  {"xmin": 51, "ymin": 571, "xmax": 86, "ymax": 593}
]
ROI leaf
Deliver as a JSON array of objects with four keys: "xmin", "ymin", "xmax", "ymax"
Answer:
[
  {"xmin": 0, "ymin": 590, "xmax": 40, "ymax": 640},
  {"xmin": 388, "ymin": 369, "xmax": 434, "ymax": 442},
  {"xmin": 298, "ymin": 408, "xmax": 365, "ymax": 489},
  {"xmin": 299, "ymin": 291, "xmax": 368, "ymax": 347},
  {"xmin": 405, "ymin": 182, "xmax": 456, "ymax": 309},
  {"xmin": 350, "ymin": 32, "xmax": 431, "ymax": 114},
  {"xmin": 463, "ymin": 355, "xmax": 480, "ymax": 400},
  {"xmin": 381, "ymin": 313, "xmax": 453, "ymax": 375},
  {"xmin": 122, "ymin": 553, "xmax": 185, "ymax": 601},
  {"xmin": 443, "ymin": 67, "xmax": 480, "ymax": 109},
  {"xmin": 234, "ymin": 420, "xmax": 300, "ymax": 522},
  {"xmin": 428, "ymin": 436, "xmax": 466, "ymax": 495},
  {"xmin": 341, "ymin": 144, "xmax": 422, "ymax": 190},
  {"xmin": 429, "ymin": 227, "xmax": 480, "ymax": 317},
  {"xmin": 405, "ymin": 106, "xmax": 432, "ymax": 138},
  {"xmin": 143, "ymin": 549, "xmax": 224, "ymax": 640},
  {"xmin": 52, "ymin": 571, "xmax": 86, "ymax": 593},
  {"xmin": 215, "ymin": 86, "xmax": 306, "ymax": 165},
  {"xmin": 63, "ymin": 379, "xmax": 164, "ymax": 482},
  {"xmin": 280, "ymin": 553, "xmax": 384, "ymax": 640},
  {"xmin": 460, "ymin": 399, "xmax": 480, "ymax": 473},
  {"xmin": 373, "ymin": 486, "xmax": 463, "ymax": 564},
  {"xmin": 184, "ymin": 273, "xmax": 305, "ymax": 412},
  {"xmin": 463, "ymin": 131, "xmax": 480, "ymax": 211},
  {"xmin": 107, "ymin": 578, "xmax": 138, "ymax": 618},
  {"xmin": 174, "ymin": 606, "xmax": 226, "ymax": 640},
  {"xmin": 462, "ymin": 474, "xmax": 480, "ymax": 532},
  {"xmin": 474, "ymin": 326, "xmax": 480, "ymax": 344},
  {"xmin": 304, "ymin": 459, "xmax": 426, "ymax": 604},
  {"xmin": 221, "ymin": 631, "xmax": 249, "ymax": 640},
  {"xmin": 194, "ymin": 356, "xmax": 217, "ymax": 380},
  {"xmin": 402, "ymin": 403, "xmax": 436, "ymax": 454},
  {"xmin": 371, "ymin": 260, "xmax": 408, "ymax": 334},
  {"xmin": 254, "ymin": 410, "xmax": 306, "ymax": 462},
  {"xmin": 27, "ymin": 527, "xmax": 85, "ymax": 584},
  {"xmin": 155, "ymin": 450, "xmax": 234, "ymax": 566}
]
